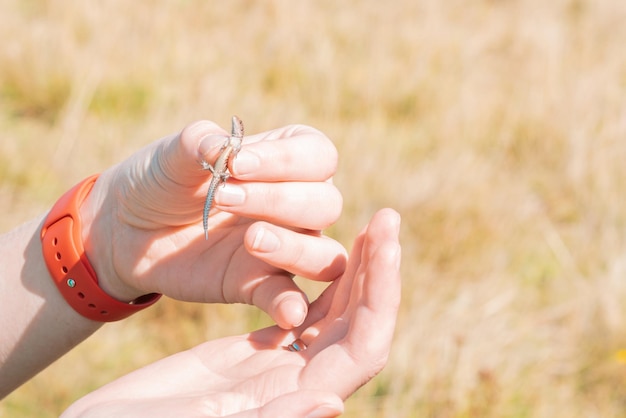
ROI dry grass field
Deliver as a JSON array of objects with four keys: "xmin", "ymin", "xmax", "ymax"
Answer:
[{"xmin": 2, "ymin": 0, "xmax": 626, "ymax": 416}]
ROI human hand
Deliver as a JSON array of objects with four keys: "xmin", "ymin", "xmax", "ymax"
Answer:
[
  {"xmin": 79, "ymin": 119, "xmax": 345, "ymax": 328},
  {"xmin": 61, "ymin": 209, "xmax": 401, "ymax": 417}
]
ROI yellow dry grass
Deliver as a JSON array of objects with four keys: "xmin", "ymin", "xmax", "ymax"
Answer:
[{"xmin": 2, "ymin": 0, "xmax": 626, "ymax": 416}]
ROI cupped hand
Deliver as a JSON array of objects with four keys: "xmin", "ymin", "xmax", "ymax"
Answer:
[
  {"xmin": 79, "ymin": 119, "xmax": 345, "ymax": 328},
  {"xmin": 61, "ymin": 209, "xmax": 401, "ymax": 417}
]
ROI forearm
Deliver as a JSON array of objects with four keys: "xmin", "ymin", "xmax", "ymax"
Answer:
[{"xmin": 0, "ymin": 216, "xmax": 102, "ymax": 399}]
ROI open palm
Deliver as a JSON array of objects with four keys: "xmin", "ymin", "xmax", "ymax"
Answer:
[{"xmin": 62, "ymin": 209, "xmax": 401, "ymax": 417}]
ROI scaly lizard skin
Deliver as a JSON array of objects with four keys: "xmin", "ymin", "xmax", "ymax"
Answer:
[{"xmin": 201, "ymin": 115, "xmax": 244, "ymax": 240}]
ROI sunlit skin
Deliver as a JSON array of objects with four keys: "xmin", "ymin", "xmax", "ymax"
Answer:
[
  {"xmin": 61, "ymin": 209, "xmax": 401, "ymax": 417},
  {"xmin": 5, "ymin": 0, "xmax": 626, "ymax": 415},
  {"xmin": 0, "ymin": 120, "xmax": 346, "ymax": 398}
]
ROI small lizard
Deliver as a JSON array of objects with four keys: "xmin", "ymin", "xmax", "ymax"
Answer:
[{"xmin": 201, "ymin": 115, "xmax": 244, "ymax": 240}]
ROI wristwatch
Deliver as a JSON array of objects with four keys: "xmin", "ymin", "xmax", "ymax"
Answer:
[{"xmin": 40, "ymin": 175, "xmax": 161, "ymax": 321}]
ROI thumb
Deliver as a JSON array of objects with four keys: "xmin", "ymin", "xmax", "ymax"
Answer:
[
  {"xmin": 163, "ymin": 120, "xmax": 228, "ymax": 185},
  {"xmin": 107, "ymin": 120, "xmax": 227, "ymax": 227}
]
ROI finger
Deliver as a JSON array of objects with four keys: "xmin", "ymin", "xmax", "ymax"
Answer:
[
  {"xmin": 300, "ymin": 209, "xmax": 402, "ymax": 398},
  {"xmin": 346, "ymin": 240, "xmax": 402, "ymax": 364},
  {"xmin": 337, "ymin": 209, "xmax": 402, "ymax": 393},
  {"xmin": 250, "ymin": 276, "xmax": 309, "ymax": 329},
  {"xmin": 198, "ymin": 133, "xmax": 233, "ymax": 166},
  {"xmin": 165, "ymin": 120, "xmax": 229, "ymax": 183},
  {"xmin": 327, "ymin": 208, "xmax": 401, "ymax": 321},
  {"xmin": 225, "ymin": 390, "xmax": 343, "ymax": 418},
  {"xmin": 297, "ymin": 224, "xmax": 368, "ymax": 345},
  {"xmin": 220, "ymin": 255, "xmax": 309, "ymax": 329},
  {"xmin": 231, "ymin": 125, "xmax": 338, "ymax": 182},
  {"xmin": 358, "ymin": 208, "xmax": 402, "ymax": 312},
  {"xmin": 215, "ymin": 181, "xmax": 343, "ymax": 230},
  {"xmin": 245, "ymin": 222, "xmax": 347, "ymax": 282},
  {"xmin": 97, "ymin": 121, "xmax": 229, "ymax": 232},
  {"xmin": 300, "ymin": 246, "xmax": 399, "ymax": 398}
]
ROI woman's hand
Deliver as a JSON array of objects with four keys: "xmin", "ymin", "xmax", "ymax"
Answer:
[
  {"xmin": 61, "ymin": 209, "xmax": 401, "ymax": 417},
  {"xmin": 79, "ymin": 120, "xmax": 345, "ymax": 328}
]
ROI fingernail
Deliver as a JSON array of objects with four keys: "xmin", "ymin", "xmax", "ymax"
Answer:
[
  {"xmin": 216, "ymin": 183, "xmax": 246, "ymax": 206},
  {"xmin": 232, "ymin": 150, "xmax": 261, "ymax": 174},
  {"xmin": 251, "ymin": 227, "xmax": 281, "ymax": 253},
  {"xmin": 306, "ymin": 404, "xmax": 343, "ymax": 418},
  {"xmin": 187, "ymin": 121, "xmax": 220, "ymax": 142},
  {"xmin": 281, "ymin": 297, "xmax": 307, "ymax": 327},
  {"xmin": 198, "ymin": 134, "xmax": 229, "ymax": 161}
]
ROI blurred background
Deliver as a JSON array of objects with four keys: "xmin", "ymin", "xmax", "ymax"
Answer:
[{"xmin": 2, "ymin": 0, "xmax": 626, "ymax": 416}]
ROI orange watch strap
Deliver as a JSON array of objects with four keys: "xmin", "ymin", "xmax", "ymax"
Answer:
[{"xmin": 40, "ymin": 175, "xmax": 161, "ymax": 321}]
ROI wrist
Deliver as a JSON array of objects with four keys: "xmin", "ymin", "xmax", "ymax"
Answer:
[
  {"xmin": 79, "ymin": 174, "xmax": 146, "ymax": 302},
  {"xmin": 41, "ymin": 175, "xmax": 160, "ymax": 321}
]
